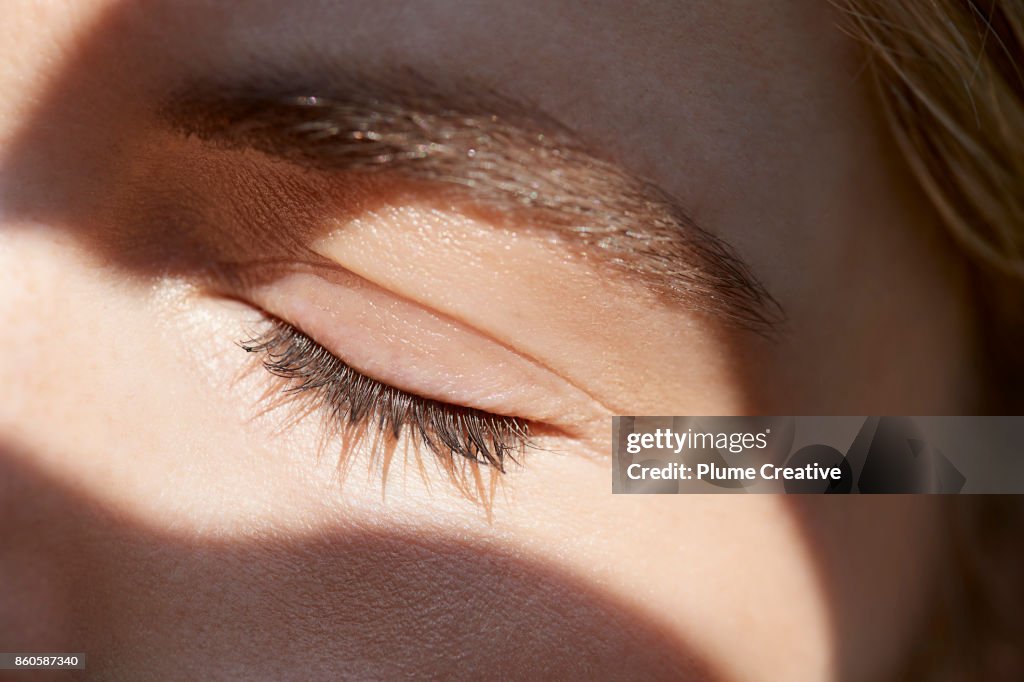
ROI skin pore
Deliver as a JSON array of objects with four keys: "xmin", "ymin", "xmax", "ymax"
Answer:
[{"xmin": 0, "ymin": 1, "xmax": 978, "ymax": 680}]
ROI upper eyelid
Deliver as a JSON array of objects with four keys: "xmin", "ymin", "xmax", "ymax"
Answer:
[{"xmin": 219, "ymin": 257, "xmax": 615, "ymax": 426}]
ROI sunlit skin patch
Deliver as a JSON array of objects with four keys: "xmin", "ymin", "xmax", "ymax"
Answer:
[{"xmin": 305, "ymin": 202, "xmax": 754, "ymax": 416}]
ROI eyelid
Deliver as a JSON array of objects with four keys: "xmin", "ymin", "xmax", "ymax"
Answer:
[
  {"xmin": 240, "ymin": 319, "xmax": 531, "ymax": 472},
  {"xmin": 238, "ymin": 261, "xmax": 608, "ymax": 429}
]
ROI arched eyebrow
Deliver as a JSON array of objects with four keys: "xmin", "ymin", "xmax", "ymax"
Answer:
[{"xmin": 161, "ymin": 73, "xmax": 781, "ymax": 331}]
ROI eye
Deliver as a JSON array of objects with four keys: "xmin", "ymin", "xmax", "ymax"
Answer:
[{"xmin": 239, "ymin": 317, "xmax": 532, "ymax": 475}]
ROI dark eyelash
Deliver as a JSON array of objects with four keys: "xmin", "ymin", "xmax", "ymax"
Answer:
[{"xmin": 239, "ymin": 320, "xmax": 529, "ymax": 473}]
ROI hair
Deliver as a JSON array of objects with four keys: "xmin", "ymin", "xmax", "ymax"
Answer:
[
  {"xmin": 837, "ymin": 0, "xmax": 1024, "ymax": 403},
  {"xmin": 837, "ymin": 2, "xmax": 1023, "ymax": 679}
]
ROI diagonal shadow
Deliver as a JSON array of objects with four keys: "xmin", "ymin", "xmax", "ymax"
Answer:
[{"xmin": 0, "ymin": 440, "xmax": 719, "ymax": 681}]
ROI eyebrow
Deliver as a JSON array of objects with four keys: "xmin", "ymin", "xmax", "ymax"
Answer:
[{"xmin": 160, "ymin": 72, "xmax": 781, "ymax": 331}]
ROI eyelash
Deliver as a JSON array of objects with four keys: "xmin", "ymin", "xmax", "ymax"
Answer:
[{"xmin": 239, "ymin": 319, "xmax": 530, "ymax": 473}]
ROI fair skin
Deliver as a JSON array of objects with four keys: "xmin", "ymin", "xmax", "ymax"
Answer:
[{"xmin": 0, "ymin": 1, "xmax": 975, "ymax": 680}]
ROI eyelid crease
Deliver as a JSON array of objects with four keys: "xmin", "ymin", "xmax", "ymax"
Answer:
[{"xmin": 225, "ymin": 255, "xmax": 618, "ymax": 422}]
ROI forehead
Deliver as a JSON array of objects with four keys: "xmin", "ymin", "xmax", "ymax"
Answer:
[{"xmin": 148, "ymin": 1, "xmax": 861, "ymax": 185}]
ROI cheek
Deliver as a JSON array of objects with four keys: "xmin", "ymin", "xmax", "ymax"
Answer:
[
  {"xmin": 491, "ymin": 469, "xmax": 944, "ymax": 682},
  {"xmin": 513, "ymin": 490, "xmax": 838, "ymax": 680}
]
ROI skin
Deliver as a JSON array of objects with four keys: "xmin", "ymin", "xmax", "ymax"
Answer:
[{"xmin": 0, "ymin": 1, "xmax": 978, "ymax": 680}]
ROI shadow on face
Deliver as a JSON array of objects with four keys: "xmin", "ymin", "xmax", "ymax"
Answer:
[{"xmin": 0, "ymin": 440, "xmax": 723, "ymax": 680}]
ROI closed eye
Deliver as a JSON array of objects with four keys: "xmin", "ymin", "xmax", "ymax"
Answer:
[{"xmin": 240, "ymin": 318, "xmax": 533, "ymax": 475}]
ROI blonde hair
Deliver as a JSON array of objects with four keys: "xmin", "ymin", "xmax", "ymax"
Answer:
[
  {"xmin": 838, "ymin": 0, "xmax": 1024, "ymax": 401},
  {"xmin": 836, "ymin": 2, "xmax": 1023, "ymax": 680}
]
